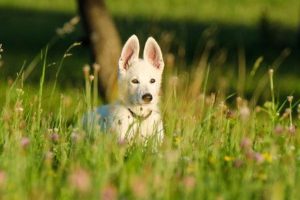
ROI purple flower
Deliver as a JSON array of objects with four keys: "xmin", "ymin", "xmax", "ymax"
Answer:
[
  {"xmin": 240, "ymin": 137, "xmax": 251, "ymax": 151},
  {"xmin": 273, "ymin": 125, "xmax": 284, "ymax": 135},
  {"xmin": 49, "ymin": 133, "xmax": 59, "ymax": 142},
  {"xmin": 183, "ymin": 176, "xmax": 196, "ymax": 191},
  {"xmin": 101, "ymin": 184, "xmax": 118, "ymax": 200},
  {"xmin": 130, "ymin": 176, "xmax": 148, "ymax": 199},
  {"xmin": 20, "ymin": 137, "xmax": 30, "ymax": 149},
  {"xmin": 69, "ymin": 168, "xmax": 91, "ymax": 193},
  {"xmin": 0, "ymin": 170, "xmax": 6, "ymax": 187},
  {"xmin": 254, "ymin": 153, "xmax": 264, "ymax": 164},
  {"xmin": 287, "ymin": 125, "xmax": 296, "ymax": 134}
]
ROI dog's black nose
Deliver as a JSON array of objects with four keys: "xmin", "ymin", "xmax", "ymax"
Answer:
[{"xmin": 142, "ymin": 93, "xmax": 153, "ymax": 103}]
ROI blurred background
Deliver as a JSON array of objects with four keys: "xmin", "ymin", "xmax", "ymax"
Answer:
[{"xmin": 0, "ymin": 0, "xmax": 300, "ymax": 101}]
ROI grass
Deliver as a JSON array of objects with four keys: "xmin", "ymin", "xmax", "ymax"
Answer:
[
  {"xmin": 109, "ymin": 0, "xmax": 300, "ymax": 28},
  {"xmin": 1, "ymin": 40, "xmax": 300, "ymax": 199},
  {"xmin": 1, "ymin": 0, "xmax": 299, "ymax": 28},
  {"xmin": 0, "ymin": 2, "xmax": 300, "ymax": 198}
]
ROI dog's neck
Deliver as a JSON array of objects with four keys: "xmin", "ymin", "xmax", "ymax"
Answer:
[
  {"xmin": 128, "ymin": 108, "xmax": 152, "ymax": 121},
  {"xmin": 118, "ymin": 96, "xmax": 159, "ymax": 118},
  {"xmin": 126, "ymin": 104, "xmax": 156, "ymax": 118}
]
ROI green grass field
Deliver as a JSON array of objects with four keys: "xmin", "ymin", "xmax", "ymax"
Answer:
[
  {"xmin": 1, "ymin": 50, "xmax": 300, "ymax": 199},
  {"xmin": 1, "ymin": 0, "xmax": 300, "ymax": 199},
  {"xmin": 1, "ymin": 0, "xmax": 299, "ymax": 27}
]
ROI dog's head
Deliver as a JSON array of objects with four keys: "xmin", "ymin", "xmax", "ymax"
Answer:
[{"xmin": 118, "ymin": 35, "xmax": 164, "ymax": 110}]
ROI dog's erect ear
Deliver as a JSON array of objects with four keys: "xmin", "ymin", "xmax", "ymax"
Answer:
[
  {"xmin": 143, "ymin": 37, "xmax": 164, "ymax": 71},
  {"xmin": 119, "ymin": 35, "xmax": 140, "ymax": 72}
]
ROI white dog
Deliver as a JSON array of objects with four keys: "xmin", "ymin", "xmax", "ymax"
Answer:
[{"xmin": 91, "ymin": 35, "xmax": 165, "ymax": 143}]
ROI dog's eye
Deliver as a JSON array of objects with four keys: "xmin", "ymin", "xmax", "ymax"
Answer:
[
  {"xmin": 150, "ymin": 78, "xmax": 156, "ymax": 83},
  {"xmin": 131, "ymin": 79, "xmax": 139, "ymax": 84}
]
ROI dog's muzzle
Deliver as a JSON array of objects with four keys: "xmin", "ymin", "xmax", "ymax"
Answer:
[{"xmin": 142, "ymin": 93, "xmax": 153, "ymax": 103}]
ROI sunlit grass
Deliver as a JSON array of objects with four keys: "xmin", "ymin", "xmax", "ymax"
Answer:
[
  {"xmin": 0, "ymin": 39, "xmax": 300, "ymax": 199},
  {"xmin": 0, "ymin": 0, "xmax": 77, "ymax": 13},
  {"xmin": 0, "ymin": 1, "xmax": 300, "ymax": 198},
  {"xmin": 109, "ymin": 0, "xmax": 300, "ymax": 28},
  {"xmin": 1, "ymin": 0, "xmax": 299, "ymax": 28}
]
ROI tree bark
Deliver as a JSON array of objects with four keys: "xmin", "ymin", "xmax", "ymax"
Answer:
[{"xmin": 78, "ymin": 0, "xmax": 121, "ymax": 102}]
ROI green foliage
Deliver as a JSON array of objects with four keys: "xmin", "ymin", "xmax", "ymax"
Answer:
[
  {"xmin": 0, "ymin": 2, "xmax": 300, "ymax": 198},
  {"xmin": 1, "ymin": 0, "xmax": 299, "ymax": 28},
  {"xmin": 0, "ymin": 47, "xmax": 300, "ymax": 199}
]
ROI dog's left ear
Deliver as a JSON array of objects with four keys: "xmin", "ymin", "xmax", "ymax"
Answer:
[
  {"xmin": 143, "ymin": 37, "xmax": 164, "ymax": 71},
  {"xmin": 119, "ymin": 35, "xmax": 140, "ymax": 72}
]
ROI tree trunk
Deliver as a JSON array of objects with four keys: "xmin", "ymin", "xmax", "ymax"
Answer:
[{"xmin": 78, "ymin": 0, "xmax": 121, "ymax": 102}]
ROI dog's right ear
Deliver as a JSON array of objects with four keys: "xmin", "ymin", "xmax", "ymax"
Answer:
[
  {"xmin": 119, "ymin": 35, "xmax": 140, "ymax": 72},
  {"xmin": 143, "ymin": 37, "xmax": 164, "ymax": 71}
]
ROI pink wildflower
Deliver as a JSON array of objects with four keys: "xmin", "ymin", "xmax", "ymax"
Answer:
[
  {"xmin": 69, "ymin": 168, "xmax": 91, "ymax": 193},
  {"xmin": 101, "ymin": 183, "xmax": 118, "ymax": 200},
  {"xmin": 20, "ymin": 137, "xmax": 30, "ymax": 149}
]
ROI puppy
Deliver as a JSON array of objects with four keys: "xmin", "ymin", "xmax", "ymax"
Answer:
[{"xmin": 93, "ymin": 35, "xmax": 165, "ymax": 143}]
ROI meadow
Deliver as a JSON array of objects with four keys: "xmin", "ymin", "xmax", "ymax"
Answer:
[
  {"xmin": 1, "ymin": 44, "xmax": 300, "ymax": 199},
  {"xmin": 1, "ymin": 0, "xmax": 300, "ymax": 199}
]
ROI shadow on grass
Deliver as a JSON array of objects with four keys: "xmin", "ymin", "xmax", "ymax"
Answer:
[{"xmin": 0, "ymin": 6, "xmax": 299, "ymax": 84}]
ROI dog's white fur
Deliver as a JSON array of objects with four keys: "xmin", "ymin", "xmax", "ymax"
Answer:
[{"xmin": 95, "ymin": 35, "xmax": 164, "ymax": 142}]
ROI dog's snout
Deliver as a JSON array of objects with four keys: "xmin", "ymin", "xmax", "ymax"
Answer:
[{"xmin": 142, "ymin": 93, "xmax": 153, "ymax": 103}]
